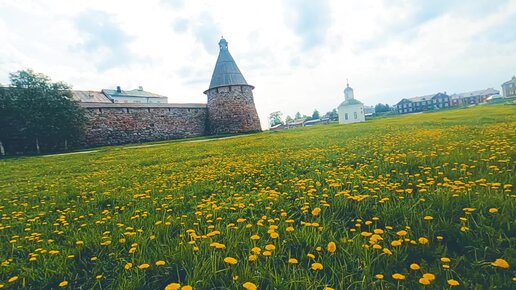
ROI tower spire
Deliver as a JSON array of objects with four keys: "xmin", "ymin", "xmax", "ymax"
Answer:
[{"xmin": 208, "ymin": 37, "xmax": 249, "ymax": 91}]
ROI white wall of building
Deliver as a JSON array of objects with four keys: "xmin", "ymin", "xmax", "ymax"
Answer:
[{"xmin": 338, "ymin": 104, "xmax": 365, "ymax": 124}]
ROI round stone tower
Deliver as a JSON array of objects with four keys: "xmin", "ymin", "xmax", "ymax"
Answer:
[{"xmin": 204, "ymin": 38, "xmax": 261, "ymax": 135}]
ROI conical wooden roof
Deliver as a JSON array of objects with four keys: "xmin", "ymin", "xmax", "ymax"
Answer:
[{"xmin": 207, "ymin": 38, "xmax": 249, "ymax": 90}]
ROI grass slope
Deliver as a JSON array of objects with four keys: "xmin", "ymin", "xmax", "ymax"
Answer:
[{"xmin": 0, "ymin": 104, "xmax": 515, "ymax": 289}]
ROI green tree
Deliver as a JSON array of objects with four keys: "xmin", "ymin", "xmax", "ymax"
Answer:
[
  {"xmin": 285, "ymin": 115, "xmax": 293, "ymax": 124},
  {"xmin": 375, "ymin": 103, "xmax": 390, "ymax": 113},
  {"xmin": 0, "ymin": 87, "xmax": 17, "ymax": 155},
  {"xmin": 311, "ymin": 109, "xmax": 320, "ymax": 120},
  {"xmin": 268, "ymin": 111, "xmax": 283, "ymax": 127},
  {"xmin": 295, "ymin": 112, "xmax": 302, "ymax": 120},
  {"xmin": 2, "ymin": 69, "xmax": 86, "ymax": 154}
]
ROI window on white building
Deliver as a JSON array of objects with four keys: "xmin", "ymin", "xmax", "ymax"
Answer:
[
  {"xmin": 354, "ymin": 112, "xmax": 357, "ymax": 119},
  {"xmin": 345, "ymin": 113, "xmax": 348, "ymax": 120}
]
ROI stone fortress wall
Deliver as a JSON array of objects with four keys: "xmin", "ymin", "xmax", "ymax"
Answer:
[
  {"xmin": 74, "ymin": 38, "xmax": 261, "ymax": 148},
  {"xmin": 80, "ymin": 103, "xmax": 207, "ymax": 147}
]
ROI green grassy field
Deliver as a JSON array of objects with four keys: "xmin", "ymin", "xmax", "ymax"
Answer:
[{"xmin": 0, "ymin": 104, "xmax": 515, "ymax": 289}]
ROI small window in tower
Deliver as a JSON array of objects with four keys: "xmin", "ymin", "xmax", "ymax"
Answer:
[{"xmin": 345, "ymin": 113, "xmax": 348, "ymax": 120}]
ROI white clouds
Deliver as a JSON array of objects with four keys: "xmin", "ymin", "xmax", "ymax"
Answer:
[{"xmin": 0, "ymin": 0, "xmax": 515, "ymax": 128}]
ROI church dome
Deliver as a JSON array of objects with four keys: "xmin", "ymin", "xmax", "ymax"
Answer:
[{"xmin": 344, "ymin": 80, "xmax": 354, "ymax": 100}]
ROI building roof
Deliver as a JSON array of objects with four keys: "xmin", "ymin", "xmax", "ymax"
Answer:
[
  {"xmin": 71, "ymin": 90, "xmax": 112, "ymax": 103},
  {"xmin": 207, "ymin": 38, "xmax": 250, "ymax": 91},
  {"xmin": 406, "ymin": 93, "xmax": 436, "ymax": 102},
  {"xmin": 102, "ymin": 88, "xmax": 166, "ymax": 99},
  {"xmin": 450, "ymin": 88, "xmax": 499, "ymax": 99},
  {"xmin": 399, "ymin": 92, "xmax": 449, "ymax": 104},
  {"xmin": 502, "ymin": 76, "xmax": 516, "ymax": 86},
  {"xmin": 339, "ymin": 98, "xmax": 363, "ymax": 107}
]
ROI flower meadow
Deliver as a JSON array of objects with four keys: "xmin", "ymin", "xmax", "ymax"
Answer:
[{"xmin": 0, "ymin": 104, "xmax": 514, "ymax": 289}]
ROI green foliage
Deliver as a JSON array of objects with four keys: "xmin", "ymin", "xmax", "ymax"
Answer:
[
  {"xmin": 0, "ymin": 105, "xmax": 514, "ymax": 289},
  {"xmin": 374, "ymin": 103, "xmax": 390, "ymax": 113},
  {"xmin": 311, "ymin": 109, "xmax": 320, "ymax": 120},
  {"xmin": 268, "ymin": 111, "xmax": 283, "ymax": 127},
  {"xmin": 0, "ymin": 69, "xmax": 86, "ymax": 154}
]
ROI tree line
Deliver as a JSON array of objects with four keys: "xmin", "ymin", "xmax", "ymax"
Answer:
[
  {"xmin": 0, "ymin": 70, "xmax": 86, "ymax": 155},
  {"xmin": 269, "ymin": 109, "xmax": 339, "ymax": 127}
]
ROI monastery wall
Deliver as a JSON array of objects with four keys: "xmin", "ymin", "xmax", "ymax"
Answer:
[{"xmin": 79, "ymin": 103, "xmax": 207, "ymax": 147}]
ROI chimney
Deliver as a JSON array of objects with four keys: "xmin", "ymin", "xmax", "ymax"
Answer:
[
  {"xmin": 116, "ymin": 86, "xmax": 121, "ymax": 93},
  {"xmin": 138, "ymin": 86, "xmax": 143, "ymax": 91}
]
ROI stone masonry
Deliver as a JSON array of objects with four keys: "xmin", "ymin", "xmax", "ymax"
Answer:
[
  {"xmin": 80, "ymin": 103, "xmax": 207, "ymax": 147},
  {"xmin": 206, "ymin": 85, "xmax": 261, "ymax": 134}
]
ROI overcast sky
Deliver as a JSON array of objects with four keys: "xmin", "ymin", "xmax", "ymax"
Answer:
[{"xmin": 1, "ymin": 0, "xmax": 515, "ymax": 127}]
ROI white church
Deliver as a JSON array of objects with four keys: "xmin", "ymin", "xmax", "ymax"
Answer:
[{"xmin": 338, "ymin": 82, "xmax": 365, "ymax": 124}]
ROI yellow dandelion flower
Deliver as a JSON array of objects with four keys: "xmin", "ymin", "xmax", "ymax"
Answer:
[
  {"xmin": 423, "ymin": 215, "xmax": 433, "ymax": 221},
  {"xmin": 447, "ymin": 279, "xmax": 460, "ymax": 286},
  {"xmin": 491, "ymin": 258, "xmax": 510, "ymax": 269},
  {"xmin": 265, "ymin": 244, "xmax": 276, "ymax": 251},
  {"xmin": 440, "ymin": 257, "xmax": 451, "ymax": 263},
  {"xmin": 155, "ymin": 260, "xmax": 166, "ymax": 266},
  {"xmin": 375, "ymin": 274, "xmax": 384, "ymax": 280},
  {"xmin": 124, "ymin": 262, "xmax": 133, "ymax": 270},
  {"xmin": 262, "ymin": 251, "xmax": 272, "ymax": 256},
  {"xmin": 488, "ymin": 208, "xmax": 498, "ymax": 213},
  {"xmin": 181, "ymin": 286, "xmax": 192, "ymax": 290},
  {"xmin": 396, "ymin": 230, "xmax": 408, "ymax": 236},
  {"xmin": 224, "ymin": 257, "xmax": 238, "ymax": 265},
  {"xmin": 248, "ymin": 254, "xmax": 257, "ymax": 262},
  {"xmin": 138, "ymin": 263, "xmax": 150, "ymax": 270},
  {"xmin": 59, "ymin": 280, "xmax": 68, "ymax": 287},
  {"xmin": 165, "ymin": 283, "xmax": 181, "ymax": 290},
  {"xmin": 327, "ymin": 242, "xmax": 336, "ymax": 253},
  {"xmin": 418, "ymin": 237, "xmax": 429, "ymax": 245},
  {"xmin": 311, "ymin": 262, "xmax": 323, "ymax": 270},
  {"xmin": 288, "ymin": 258, "xmax": 298, "ymax": 264},
  {"xmin": 410, "ymin": 263, "xmax": 420, "ymax": 270},
  {"xmin": 250, "ymin": 235, "xmax": 260, "ymax": 240},
  {"xmin": 392, "ymin": 273, "xmax": 405, "ymax": 280},
  {"xmin": 422, "ymin": 273, "xmax": 435, "ymax": 281},
  {"xmin": 312, "ymin": 207, "xmax": 321, "ymax": 216},
  {"xmin": 391, "ymin": 240, "xmax": 402, "ymax": 247},
  {"xmin": 419, "ymin": 277, "xmax": 431, "ymax": 285},
  {"xmin": 242, "ymin": 282, "xmax": 257, "ymax": 290},
  {"xmin": 382, "ymin": 248, "xmax": 393, "ymax": 255},
  {"xmin": 8, "ymin": 276, "xmax": 18, "ymax": 283}
]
